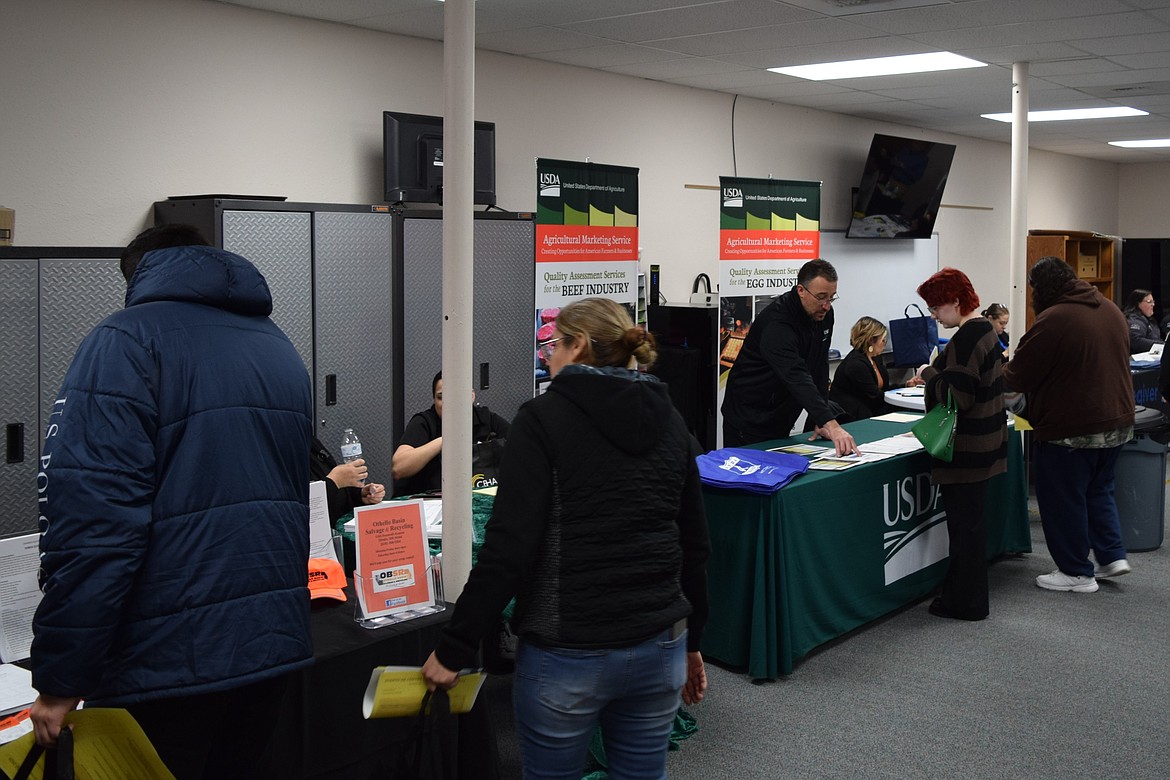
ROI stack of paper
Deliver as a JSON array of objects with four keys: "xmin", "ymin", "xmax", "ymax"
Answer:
[{"xmin": 0, "ymin": 665, "xmax": 35, "ymax": 719}]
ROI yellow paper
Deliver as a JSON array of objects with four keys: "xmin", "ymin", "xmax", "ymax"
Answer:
[
  {"xmin": 0, "ymin": 708, "xmax": 175, "ymax": 780},
  {"xmin": 1013, "ymin": 414, "xmax": 1032, "ymax": 431},
  {"xmin": 361, "ymin": 666, "xmax": 485, "ymax": 719}
]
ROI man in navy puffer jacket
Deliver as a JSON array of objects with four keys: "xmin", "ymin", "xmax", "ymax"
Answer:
[{"xmin": 30, "ymin": 225, "xmax": 314, "ymax": 778}]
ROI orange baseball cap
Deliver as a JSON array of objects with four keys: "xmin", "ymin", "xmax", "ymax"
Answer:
[{"xmin": 308, "ymin": 558, "xmax": 348, "ymax": 602}]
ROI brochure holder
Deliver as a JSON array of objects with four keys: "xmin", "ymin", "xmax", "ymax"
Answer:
[{"xmin": 353, "ymin": 553, "xmax": 446, "ymax": 629}]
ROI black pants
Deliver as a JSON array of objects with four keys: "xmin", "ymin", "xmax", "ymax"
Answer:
[
  {"xmin": 120, "ymin": 674, "xmax": 291, "ymax": 780},
  {"xmin": 936, "ymin": 481, "xmax": 990, "ymax": 619}
]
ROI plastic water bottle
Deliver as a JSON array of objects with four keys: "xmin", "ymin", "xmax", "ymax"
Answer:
[{"xmin": 340, "ymin": 428, "xmax": 365, "ymax": 484}]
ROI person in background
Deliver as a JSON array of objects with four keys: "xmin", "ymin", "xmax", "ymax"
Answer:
[
  {"xmin": 391, "ymin": 371, "xmax": 510, "ymax": 496},
  {"xmin": 981, "ymin": 302, "xmax": 1010, "ymax": 361},
  {"xmin": 1124, "ymin": 288, "xmax": 1163, "ymax": 354},
  {"xmin": 721, "ymin": 259, "xmax": 857, "ymax": 455},
  {"xmin": 310, "ymin": 437, "xmax": 385, "ymax": 523},
  {"xmin": 30, "ymin": 225, "xmax": 314, "ymax": 778},
  {"xmin": 829, "ymin": 316, "xmax": 924, "ymax": 422},
  {"xmin": 915, "ymin": 268, "xmax": 1007, "ymax": 621},
  {"xmin": 422, "ymin": 297, "xmax": 710, "ymax": 779},
  {"xmin": 1005, "ymin": 257, "xmax": 1134, "ymax": 592}
]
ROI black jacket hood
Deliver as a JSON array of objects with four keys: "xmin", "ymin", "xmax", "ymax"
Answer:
[{"xmin": 547, "ymin": 366, "xmax": 676, "ymax": 455}]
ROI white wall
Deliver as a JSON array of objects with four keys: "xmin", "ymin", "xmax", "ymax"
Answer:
[
  {"xmin": 1118, "ymin": 162, "xmax": 1170, "ymax": 237},
  {"xmin": 2, "ymin": 0, "xmax": 1163, "ymax": 306}
]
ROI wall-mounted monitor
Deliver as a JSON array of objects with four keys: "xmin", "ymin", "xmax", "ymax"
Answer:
[
  {"xmin": 846, "ymin": 134, "xmax": 956, "ymax": 239},
  {"xmin": 383, "ymin": 111, "xmax": 496, "ymax": 206}
]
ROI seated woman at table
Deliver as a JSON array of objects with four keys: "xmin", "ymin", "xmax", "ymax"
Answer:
[
  {"xmin": 391, "ymin": 371, "xmax": 511, "ymax": 496},
  {"xmin": 1124, "ymin": 288, "xmax": 1163, "ymax": 354},
  {"xmin": 981, "ymin": 302, "xmax": 1010, "ymax": 361},
  {"xmin": 830, "ymin": 316, "xmax": 923, "ymax": 421},
  {"xmin": 915, "ymin": 268, "xmax": 1007, "ymax": 621},
  {"xmin": 421, "ymin": 297, "xmax": 710, "ymax": 779}
]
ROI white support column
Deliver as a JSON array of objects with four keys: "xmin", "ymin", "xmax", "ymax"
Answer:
[
  {"xmin": 1010, "ymin": 62, "xmax": 1029, "ymax": 335},
  {"xmin": 441, "ymin": 0, "xmax": 475, "ymax": 600}
]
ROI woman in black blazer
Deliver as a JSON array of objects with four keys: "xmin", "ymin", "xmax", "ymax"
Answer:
[{"xmin": 830, "ymin": 316, "xmax": 924, "ymax": 421}]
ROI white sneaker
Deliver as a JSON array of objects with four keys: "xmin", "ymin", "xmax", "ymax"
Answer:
[
  {"xmin": 1036, "ymin": 570, "xmax": 1099, "ymax": 593},
  {"xmin": 1094, "ymin": 559, "xmax": 1132, "ymax": 579}
]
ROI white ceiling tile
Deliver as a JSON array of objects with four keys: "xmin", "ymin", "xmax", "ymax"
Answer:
[
  {"xmin": 905, "ymin": 13, "xmax": 1165, "ymax": 52},
  {"xmin": 530, "ymin": 43, "xmax": 685, "ymax": 69},
  {"xmin": 1072, "ymin": 31, "xmax": 1170, "ymax": 57},
  {"xmin": 475, "ymin": 26, "xmax": 608, "ymax": 55},
  {"xmin": 471, "ymin": 0, "xmax": 732, "ymax": 27},
  {"xmin": 645, "ymin": 18, "xmax": 882, "ymax": 58},
  {"xmin": 1108, "ymin": 52, "xmax": 1170, "ymax": 69},
  {"xmin": 1026, "ymin": 59, "xmax": 1129, "ymax": 78},
  {"xmin": 1045, "ymin": 66, "xmax": 1170, "ymax": 88},
  {"xmin": 855, "ymin": 0, "xmax": 1140, "ymax": 36},
  {"xmin": 956, "ymin": 42, "xmax": 1106, "ymax": 66},
  {"xmin": 603, "ymin": 57, "xmax": 750, "ymax": 80},
  {"xmin": 731, "ymin": 37, "xmax": 937, "ymax": 70},
  {"xmin": 560, "ymin": 0, "xmax": 817, "ymax": 43}
]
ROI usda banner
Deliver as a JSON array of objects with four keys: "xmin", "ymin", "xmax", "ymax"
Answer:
[
  {"xmin": 719, "ymin": 177, "xmax": 821, "ymax": 295},
  {"xmin": 535, "ymin": 159, "xmax": 639, "ymax": 310}
]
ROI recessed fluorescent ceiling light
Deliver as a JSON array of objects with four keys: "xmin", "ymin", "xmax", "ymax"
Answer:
[
  {"xmin": 1109, "ymin": 138, "xmax": 1170, "ymax": 148},
  {"xmin": 981, "ymin": 107, "xmax": 1148, "ymax": 122},
  {"xmin": 769, "ymin": 52, "xmax": 985, "ymax": 81}
]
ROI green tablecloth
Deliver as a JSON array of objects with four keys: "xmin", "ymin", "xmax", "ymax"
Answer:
[{"xmin": 700, "ymin": 418, "xmax": 1030, "ymax": 679}]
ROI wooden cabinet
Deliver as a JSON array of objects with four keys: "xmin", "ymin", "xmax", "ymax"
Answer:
[{"xmin": 1025, "ymin": 231, "xmax": 1119, "ymax": 329}]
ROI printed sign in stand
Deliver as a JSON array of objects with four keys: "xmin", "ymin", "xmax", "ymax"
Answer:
[{"xmin": 352, "ymin": 499, "xmax": 445, "ymax": 628}]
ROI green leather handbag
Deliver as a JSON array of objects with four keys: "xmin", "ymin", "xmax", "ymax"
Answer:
[{"xmin": 912, "ymin": 389, "xmax": 957, "ymax": 462}]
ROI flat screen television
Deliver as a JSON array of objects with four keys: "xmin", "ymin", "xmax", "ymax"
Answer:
[
  {"xmin": 383, "ymin": 111, "xmax": 496, "ymax": 206},
  {"xmin": 846, "ymin": 134, "xmax": 956, "ymax": 239}
]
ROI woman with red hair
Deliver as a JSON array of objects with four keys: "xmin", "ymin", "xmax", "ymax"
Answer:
[{"xmin": 914, "ymin": 267, "xmax": 1008, "ymax": 620}]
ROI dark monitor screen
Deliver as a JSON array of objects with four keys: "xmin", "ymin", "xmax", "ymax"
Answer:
[
  {"xmin": 846, "ymin": 134, "xmax": 956, "ymax": 239},
  {"xmin": 383, "ymin": 111, "xmax": 496, "ymax": 206}
]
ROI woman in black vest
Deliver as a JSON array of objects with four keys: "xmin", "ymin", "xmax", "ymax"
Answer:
[{"xmin": 422, "ymin": 298, "xmax": 711, "ymax": 778}]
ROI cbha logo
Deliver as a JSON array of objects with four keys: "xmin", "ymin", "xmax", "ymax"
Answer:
[
  {"xmin": 539, "ymin": 172, "xmax": 561, "ymax": 198},
  {"xmin": 723, "ymin": 187, "xmax": 743, "ymax": 208},
  {"xmin": 472, "ymin": 473, "xmax": 498, "ymax": 490}
]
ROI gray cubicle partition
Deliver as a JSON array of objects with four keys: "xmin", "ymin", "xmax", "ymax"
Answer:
[
  {"xmin": 0, "ymin": 249, "xmax": 125, "ymax": 534},
  {"xmin": 395, "ymin": 211, "xmax": 536, "ymax": 441},
  {"xmin": 154, "ymin": 200, "xmax": 536, "ymax": 491}
]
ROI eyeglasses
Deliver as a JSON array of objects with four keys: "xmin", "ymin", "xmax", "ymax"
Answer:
[
  {"xmin": 538, "ymin": 336, "xmax": 563, "ymax": 361},
  {"xmin": 927, "ymin": 305, "xmax": 944, "ymax": 314},
  {"xmin": 800, "ymin": 286, "xmax": 839, "ymax": 305}
]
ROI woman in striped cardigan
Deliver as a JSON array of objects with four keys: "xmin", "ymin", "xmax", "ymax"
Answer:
[{"xmin": 914, "ymin": 268, "xmax": 1008, "ymax": 621}]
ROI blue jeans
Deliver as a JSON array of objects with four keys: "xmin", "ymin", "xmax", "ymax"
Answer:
[
  {"xmin": 512, "ymin": 630, "xmax": 686, "ymax": 780},
  {"xmin": 1033, "ymin": 441, "xmax": 1127, "ymax": 577}
]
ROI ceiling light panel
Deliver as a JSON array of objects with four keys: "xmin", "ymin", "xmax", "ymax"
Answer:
[{"xmin": 769, "ymin": 52, "xmax": 986, "ymax": 80}]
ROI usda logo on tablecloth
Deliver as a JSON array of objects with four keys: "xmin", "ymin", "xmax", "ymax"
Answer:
[{"xmin": 883, "ymin": 471, "xmax": 948, "ymax": 585}]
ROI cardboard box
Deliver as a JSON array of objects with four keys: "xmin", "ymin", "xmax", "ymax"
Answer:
[
  {"xmin": 0, "ymin": 207, "xmax": 12, "ymax": 246},
  {"xmin": 1077, "ymin": 252, "xmax": 1099, "ymax": 279}
]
